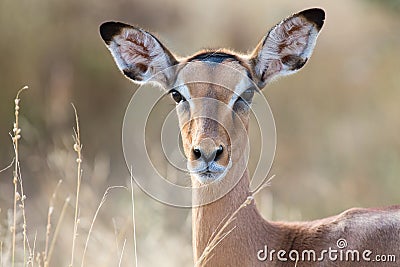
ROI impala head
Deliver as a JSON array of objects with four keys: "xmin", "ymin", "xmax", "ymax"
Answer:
[{"xmin": 100, "ymin": 8, "xmax": 325, "ymax": 185}]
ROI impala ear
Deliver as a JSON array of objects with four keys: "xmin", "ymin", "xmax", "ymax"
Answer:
[
  {"xmin": 100, "ymin": 22, "xmax": 178, "ymax": 87},
  {"xmin": 250, "ymin": 8, "xmax": 325, "ymax": 88}
]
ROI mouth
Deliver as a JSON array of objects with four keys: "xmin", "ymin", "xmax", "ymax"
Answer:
[
  {"xmin": 201, "ymin": 168, "xmax": 221, "ymax": 177},
  {"xmin": 188, "ymin": 160, "xmax": 232, "ymax": 184},
  {"xmin": 194, "ymin": 170, "xmax": 224, "ymax": 184},
  {"xmin": 190, "ymin": 164, "xmax": 229, "ymax": 184}
]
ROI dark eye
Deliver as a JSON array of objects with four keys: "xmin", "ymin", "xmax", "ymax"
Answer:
[
  {"xmin": 170, "ymin": 89, "xmax": 186, "ymax": 103},
  {"xmin": 237, "ymin": 89, "xmax": 255, "ymax": 105}
]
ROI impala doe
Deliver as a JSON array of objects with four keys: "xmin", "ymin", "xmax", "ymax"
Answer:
[{"xmin": 100, "ymin": 8, "xmax": 400, "ymax": 267}]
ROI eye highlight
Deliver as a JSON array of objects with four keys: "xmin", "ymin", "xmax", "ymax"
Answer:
[{"xmin": 170, "ymin": 89, "xmax": 186, "ymax": 104}]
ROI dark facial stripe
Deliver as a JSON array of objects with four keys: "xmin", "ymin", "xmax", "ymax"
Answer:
[
  {"xmin": 186, "ymin": 51, "xmax": 254, "ymax": 86},
  {"xmin": 188, "ymin": 52, "xmax": 238, "ymax": 64}
]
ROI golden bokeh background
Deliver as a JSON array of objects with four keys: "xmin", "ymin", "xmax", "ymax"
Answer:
[{"xmin": 0, "ymin": 0, "xmax": 399, "ymax": 266}]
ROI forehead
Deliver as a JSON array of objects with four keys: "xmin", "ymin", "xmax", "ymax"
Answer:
[{"xmin": 174, "ymin": 52, "xmax": 254, "ymax": 102}]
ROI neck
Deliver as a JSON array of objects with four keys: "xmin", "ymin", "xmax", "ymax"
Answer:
[{"xmin": 191, "ymin": 165, "xmax": 277, "ymax": 266}]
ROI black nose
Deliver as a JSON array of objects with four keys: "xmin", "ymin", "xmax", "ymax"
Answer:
[
  {"xmin": 215, "ymin": 145, "xmax": 223, "ymax": 160},
  {"xmin": 193, "ymin": 148, "xmax": 202, "ymax": 159},
  {"xmin": 192, "ymin": 145, "xmax": 224, "ymax": 163}
]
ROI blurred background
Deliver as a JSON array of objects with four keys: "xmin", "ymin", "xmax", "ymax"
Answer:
[{"xmin": 0, "ymin": 0, "xmax": 399, "ymax": 266}]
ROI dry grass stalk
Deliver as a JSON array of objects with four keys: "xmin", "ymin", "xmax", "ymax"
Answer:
[
  {"xmin": 118, "ymin": 238, "xmax": 127, "ymax": 267},
  {"xmin": 47, "ymin": 196, "xmax": 70, "ymax": 266},
  {"xmin": 10, "ymin": 86, "xmax": 28, "ymax": 267},
  {"xmin": 250, "ymin": 175, "xmax": 275, "ymax": 196},
  {"xmin": 129, "ymin": 168, "xmax": 138, "ymax": 267},
  {"xmin": 80, "ymin": 186, "xmax": 126, "ymax": 267},
  {"xmin": 35, "ymin": 253, "xmax": 41, "ymax": 267},
  {"xmin": 1, "ymin": 241, "xmax": 3, "ymax": 267},
  {"xmin": 17, "ymin": 153, "xmax": 32, "ymax": 267},
  {"xmin": 112, "ymin": 218, "xmax": 120, "ymax": 260},
  {"xmin": 0, "ymin": 159, "xmax": 15, "ymax": 174},
  {"xmin": 70, "ymin": 103, "xmax": 83, "ymax": 267},
  {"xmin": 29, "ymin": 231, "xmax": 37, "ymax": 267},
  {"xmin": 43, "ymin": 180, "xmax": 62, "ymax": 267},
  {"xmin": 195, "ymin": 174, "xmax": 276, "ymax": 267},
  {"xmin": 2, "ymin": 90, "xmax": 143, "ymax": 266},
  {"xmin": 110, "ymin": 215, "xmax": 135, "ymax": 266}
]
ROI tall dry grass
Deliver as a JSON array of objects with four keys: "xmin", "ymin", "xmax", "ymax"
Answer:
[
  {"xmin": 1, "ymin": 2, "xmax": 399, "ymax": 266},
  {"xmin": 0, "ymin": 88, "xmax": 138, "ymax": 267}
]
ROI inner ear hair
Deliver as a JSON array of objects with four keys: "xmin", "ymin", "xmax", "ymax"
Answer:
[
  {"xmin": 250, "ymin": 8, "xmax": 325, "ymax": 88},
  {"xmin": 99, "ymin": 21, "xmax": 178, "ymax": 86},
  {"xmin": 281, "ymin": 55, "xmax": 308, "ymax": 70}
]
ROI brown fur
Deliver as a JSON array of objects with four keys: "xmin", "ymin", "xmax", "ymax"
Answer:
[
  {"xmin": 186, "ymin": 58, "xmax": 400, "ymax": 267},
  {"xmin": 100, "ymin": 8, "xmax": 400, "ymax": 266}
]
